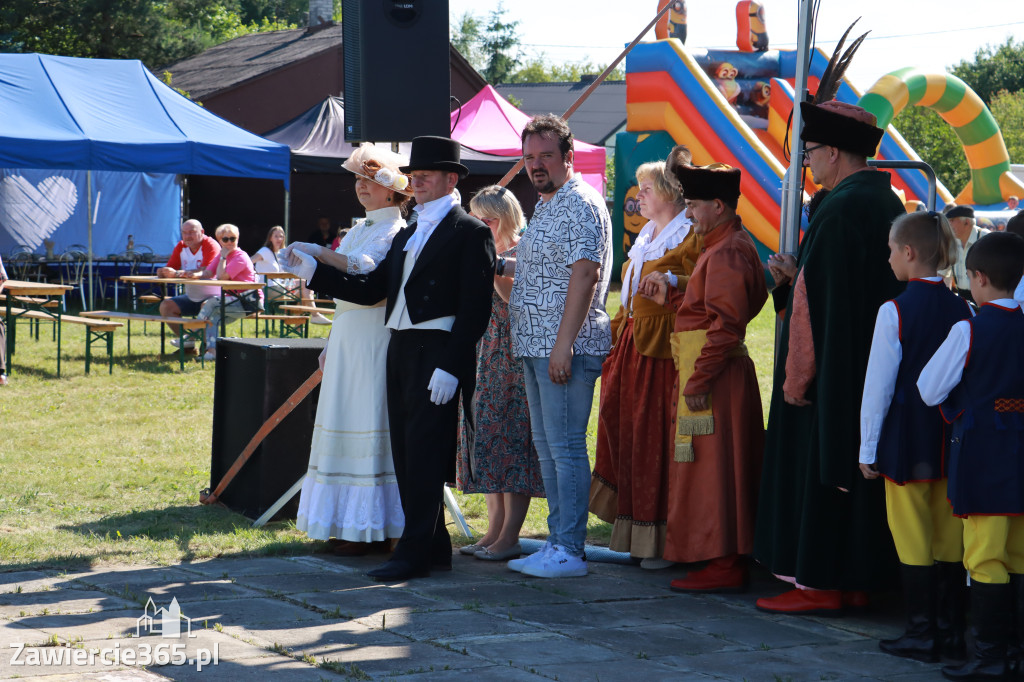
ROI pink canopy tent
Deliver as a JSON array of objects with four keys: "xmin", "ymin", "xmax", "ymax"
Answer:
[{"xmin": 451, "ymin": 84, "xmax": 607, "ymax": 196}]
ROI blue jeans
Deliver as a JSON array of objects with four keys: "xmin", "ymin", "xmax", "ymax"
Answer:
[{"xmin": 521, "ymin": 354, "xmax": 603, "ymax": 557}]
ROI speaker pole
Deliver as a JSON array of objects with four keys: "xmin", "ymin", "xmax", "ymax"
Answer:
[{"xmin": 497, "ymin": 2, "xmax": 672, "ymax": 189}]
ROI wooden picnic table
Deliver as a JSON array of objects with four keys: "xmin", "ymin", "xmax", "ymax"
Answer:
[
  {"xmin": 120, "ymin": 275, "xmax": 264, "ymax": 338},
  {"xmin": 1, "ymin": 280, "xmax": 74, "ymax": 376}
]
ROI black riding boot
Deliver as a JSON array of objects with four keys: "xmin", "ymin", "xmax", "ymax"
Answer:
[
  {"xmin": 942, "ymin": 581, "xmax": 1011, "ymax": 681},
  {"xmin": 1007, "ymin": 574, "xmax": 1024, "ymax": 677},
  {"xmin": 936, "ymin": 560, "xmax": 969, "ymax": 663},
  {"xmin": 880, "ymin": 563, "xmax": 938, "ymax": 662}
]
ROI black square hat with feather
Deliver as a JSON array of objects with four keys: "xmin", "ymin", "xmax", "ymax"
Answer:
[{"xmin": 799, "ymin": 19, "xmax": 884, "ymax": 158}]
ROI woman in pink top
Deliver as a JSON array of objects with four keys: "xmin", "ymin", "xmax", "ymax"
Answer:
[{"xmin": 198, "ymin": 223, "xmax": 262, "ymax": 361}]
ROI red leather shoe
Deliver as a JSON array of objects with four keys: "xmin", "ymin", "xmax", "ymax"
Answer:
[
  {"xmin": 756, "ymin": 588, "xmax": 843, "ymax": 615},
  {"xmin": 670, "ymin": 555, "xmax": 748, "ymax": 593}
]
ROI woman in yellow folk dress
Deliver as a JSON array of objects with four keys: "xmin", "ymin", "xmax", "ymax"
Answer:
[{"xmin": 589, "ymin": 159, "xmax": 701, "ymax": 568}]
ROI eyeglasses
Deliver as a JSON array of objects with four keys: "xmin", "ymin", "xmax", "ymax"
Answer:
[
  {"xmin": 803, "ymin": 143, "xmax": 827, "ymax": 156},
  {"xmin": 219, "ymin": 236, "xmax": 237, "ymax": 243}
]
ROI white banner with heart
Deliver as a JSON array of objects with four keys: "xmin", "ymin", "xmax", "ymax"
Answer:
[{"xmin": 0, "ymin": 175, "xmax": 79, "ymax": 250}]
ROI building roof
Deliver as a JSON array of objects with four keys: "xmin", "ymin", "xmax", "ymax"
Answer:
[
  {"xmin": 494, "ymin": 79, "xmax": 626, "ymax": 147},
  {"xmin": 161, "ymin": 24, "xmax": 486, "ymax": 108},
  {"xmin": 160, "ymin": 23, "xmax": 345, "ymax": 101}
]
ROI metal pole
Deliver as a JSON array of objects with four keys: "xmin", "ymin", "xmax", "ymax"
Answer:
[
  {"xmin": 86, "ymin": 171, "xmax": 93, "ymax": 309},
  {"xmin": 283, "ymin": 188, "xmax": 291, "ymax": 243},
  {"xmin": 779, "ymin": 0, "xmax": 815, "ymax": 257},
  {"xmin": 868, "ymin": 159, "xmax": 938, "ymax": 210}
]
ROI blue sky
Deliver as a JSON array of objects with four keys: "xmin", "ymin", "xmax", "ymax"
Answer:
[{"xmin": 448, "ymin": 0, "xmax": 1023, "ymax": 92}]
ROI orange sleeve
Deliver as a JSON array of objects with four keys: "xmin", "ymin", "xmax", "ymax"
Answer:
[{"xmin": 783, "ymin": 269, "xmax": 816, "ymax": 399}]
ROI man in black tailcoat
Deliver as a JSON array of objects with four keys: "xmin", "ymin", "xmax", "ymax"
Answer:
[{"xmin": 284, "ymin": 136, "xmax": 495, "ymax": 581}]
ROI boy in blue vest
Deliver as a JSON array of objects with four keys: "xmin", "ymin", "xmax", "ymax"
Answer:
[
  {"xmin": 860, "ymin": 210, "xmax": 972, "ymax": 664},
  {"xmin": 919, "ymin": 231, "xmax": 1024, "ymax": 680}
]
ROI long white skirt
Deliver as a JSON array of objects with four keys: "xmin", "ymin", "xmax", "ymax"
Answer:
[{"xmin": 296, "ymin": 303, "xmax": 403, "ymax": 541}]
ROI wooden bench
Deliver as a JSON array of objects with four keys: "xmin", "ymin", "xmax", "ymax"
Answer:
[
  {"xmin": 279, "ymin": 304, "xmax": 335, "ymax": 316},
  {"xmin": 10, "ymin": 308, "xmax": 122, "ymax": 374},
  {"xmin": 243, "ymin": 312, "xmax": 309, "ymax": 339},
  {"xmin": 80, "ymin": 311, "xmax": 210, "ymax": 370}
]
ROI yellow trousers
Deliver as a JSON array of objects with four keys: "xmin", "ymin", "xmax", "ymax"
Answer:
[
  {"xmin": 963, "ymin": 515, "xmax": 1024, "ymax": 584},
  {"xmin": 885, "ymin": 479, "xmax": 963, "ymax": 566}
]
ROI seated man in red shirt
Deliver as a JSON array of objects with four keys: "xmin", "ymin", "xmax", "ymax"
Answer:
[{"xmin": 157, "ymin": 219, "xmax": 220, "ymax": 349}]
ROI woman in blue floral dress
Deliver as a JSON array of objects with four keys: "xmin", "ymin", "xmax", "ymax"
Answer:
[{"xmin": 457, "ymin": 185, "xmax": 545, "ymax": 561}]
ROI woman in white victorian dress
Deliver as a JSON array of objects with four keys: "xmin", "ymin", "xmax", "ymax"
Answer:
[{"xmin": 294, "ymin": 143, "xmax": 412, "ymax": 554}]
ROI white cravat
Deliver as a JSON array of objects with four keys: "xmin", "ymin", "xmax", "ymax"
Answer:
[
  {"xmin": 404, "ymin": 190, "xmax": 460, "ymax": 261},
  {"xmin": 622, "ymin": 212, "xmax": 691, "ymax": 309}
]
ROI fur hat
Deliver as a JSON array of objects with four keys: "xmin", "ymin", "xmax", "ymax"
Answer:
[
  {"xmin": 341, "ymin": 143, "xmax": 414, "ymax": 196},
  {"xmin": 399, "ymin": 136, "xmax": 469, "ymax": 179},
  {"xmin": 800, "ymin": 100, "xmax": 884, "ymax": 158},
  {"xmin": 673, "ymin": 163, "xmax": 742, "ymax": 204}
]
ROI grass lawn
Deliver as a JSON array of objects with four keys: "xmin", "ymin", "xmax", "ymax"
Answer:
[{"xmin": 0, "ymin": 289, "xmax": 777, "ymax": 570}]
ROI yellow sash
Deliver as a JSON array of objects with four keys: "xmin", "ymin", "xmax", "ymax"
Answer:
[{"xmin": 669, "ymin": 331, "xmax": 748, "ymax": 462}]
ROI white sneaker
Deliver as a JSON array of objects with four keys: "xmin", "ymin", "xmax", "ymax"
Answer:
[
  {"xmin": 310, "ymin": 312, "xmax": 331, "ymax": 325},
  {"xmin": 202, "ymin": 350, "xmax": 216, "ymax": 361},
  {"xmin": 170, "ymin": 337, "xmax": 195, "ymax": 349},
  {"xmin": 521, "ymin": 545, "xmax": 588, "ymax": 578},
  {"xmin": 508, "ymin": 542, "xmax": 553, "ymax": 573}
]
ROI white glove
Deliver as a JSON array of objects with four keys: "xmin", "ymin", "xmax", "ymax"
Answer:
[
  {"xmin": 280, "ymin": 246, "xmax": 317, "ymax": 282},
  {"xmin": 427, "ymin": 368, "xmax": 458, "ymax": 405},
  {"xmin": 289, "ymin": 242, "xmax": 324, "ymax": 259}
]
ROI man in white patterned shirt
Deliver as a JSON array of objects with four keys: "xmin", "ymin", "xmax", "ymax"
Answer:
[{"xmin": 506, "ymin": 114, "xmax": 613, "ymax": 578}]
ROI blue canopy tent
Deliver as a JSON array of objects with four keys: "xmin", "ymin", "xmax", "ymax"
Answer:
[{"xmin": 0, "ymin": 53, "xmax": 291, "ymax": 305}]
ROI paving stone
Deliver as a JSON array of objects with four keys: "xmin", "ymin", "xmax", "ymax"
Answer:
[
  {"xmin": 679, "ymin": 612, "xmax": 864, "ymax": 651},
  {"xmin": 576, "ymin": 623, "xmax": 742, "ymax": 658},
  {"xmin": 16, "ymin": 608, "xmax": 144, "ymax": 641},
  {"xmin": 300, "ymin": 640, "xmax": 485, "ymax": 678},
  {"xmin": 174, "ymin": 597, "xmax": 321, "ymax": 629},
  {"xmin": 143, "ymin": 655, "xmax": 341, "ymax": 681},
  {"xmin": 408, "ymin": 581, "xmax": 569, "ymax": 609},
  {"xmin": 293, "ymin": 585, "xmax": 447, "ymax": 621},
  {"xmin": 506, "ymin": 598, "xmax": 681, "ymax": 631},
  {"xmin": 531, "ymin": 658, "xmax": 709, "ymax": 681},
  {"xmin": 394, "ymin": 663, "xmax": 542, "ymax": 681},
  {"xmin": 0, "ymin": 588, "xmax": 136, "ymax": 618},
  {"xmin": 510, "ymin": 572, "xmax": 674, "ymax": 603},
  {"xmin": 355, "ymin": 608, "xmax": 537, "ymax": 644},
  {"xmin": 231, "ymin": 571, "xmax": 369, "ymax": 595},
  {"xmin": 11, "ymin": 671, "xmax": 167, "ymax": 682},
  {"xmin": 179, "ymin": 557, "xmax": 339, "ymax": 578},
  {"xmin": 223, "ymin": 619, "xmax": 402, "ymax": 653},
  {"xmin": 456, "ymin": 630, "xmax": 621, "ymax": 666},
  {"xmin": 0, "ymin": 571, "xmax": 60, "ymax": 594}
]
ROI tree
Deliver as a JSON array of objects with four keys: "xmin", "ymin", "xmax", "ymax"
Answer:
[
  {"xmin": 892, "ymin": 105, "xmax": 969, "ymax": 195},
  {"xmin": 990, "ymin": 89, "xmax": 1024, "ymax": 166},
  {"xmin": 509, "ymin": 57, "xmax": 624, "ymax": 84},
  {"xmin": 0, "ymin": 0, "xmax": 340, "ymax": 70},
  {"xmin": 450, "ymin": 11, "xmax": 483, "ymax": 69},
  {"xmin": 951, "ymin": 38, "xmax": 1024, "ymax": 105},
  {"xmin": 479, "ymin": 3, "xmax": 521, "ymax": 84}
]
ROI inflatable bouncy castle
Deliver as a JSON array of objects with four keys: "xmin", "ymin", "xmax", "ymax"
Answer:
[{"xmin": 613, "ymin": 1, "xmax": 1024, "ymax": 274}]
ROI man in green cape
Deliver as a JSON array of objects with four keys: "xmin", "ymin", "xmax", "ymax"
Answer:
[{"xmin": 754, "ymin": 100, "xmax": 905, "ymax": 614}]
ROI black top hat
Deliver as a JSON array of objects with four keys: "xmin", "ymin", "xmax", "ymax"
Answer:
[
  {"xmin": 673, "ymin": 163, "xmax": 742, "ymax": 204},
  {"xmin": 399, "ymin": 136, "xmax": 469, "ymax": 179}
]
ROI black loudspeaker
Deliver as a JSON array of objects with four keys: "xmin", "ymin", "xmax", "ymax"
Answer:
[
  {"xmin": 210, "ymin": 337, "xmax": 326, "ymax": 519},
  {"xmin": 342, "ymin": 0, "xmax": 450, "ymax": 141}
]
